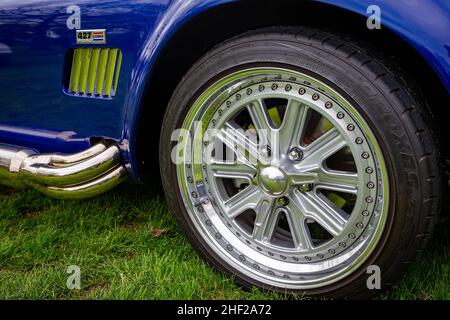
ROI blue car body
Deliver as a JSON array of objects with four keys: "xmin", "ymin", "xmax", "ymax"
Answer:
[{"xmin": 0, "ymin": 0, "xmax": 449, "ymax": 180}]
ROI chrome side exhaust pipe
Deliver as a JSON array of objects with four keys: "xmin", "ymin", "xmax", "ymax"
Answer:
[{"xmin": 0, "ymin": 140, "xmax": 128, "ymax": 199}]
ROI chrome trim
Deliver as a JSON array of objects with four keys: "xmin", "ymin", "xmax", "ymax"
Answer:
[{"xmin": 0, "ymin": 140, "xmax": 128, "ymax": 199}]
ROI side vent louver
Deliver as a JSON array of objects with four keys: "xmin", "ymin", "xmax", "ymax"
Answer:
[{"xmin": 68, "ymin": 48, "xmax": 122, "ymax": 98}]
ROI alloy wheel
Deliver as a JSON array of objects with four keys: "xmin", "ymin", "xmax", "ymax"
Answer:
[{"xmin": 176, "ymin": 67, "xmax": 389, "ymax": 289}]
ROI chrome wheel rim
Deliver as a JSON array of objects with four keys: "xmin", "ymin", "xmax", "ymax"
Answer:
[{"xmin": 176, "ymin": 67, "xmax": 389, "ymax": 289}]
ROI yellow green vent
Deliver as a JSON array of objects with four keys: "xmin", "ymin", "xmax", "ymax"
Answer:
[{"xmin": 68, "ymin": 48, "xmax": 122, "ymax": 98}]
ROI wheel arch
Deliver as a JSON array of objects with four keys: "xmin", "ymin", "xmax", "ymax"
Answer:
[{"xmin": 131, "ymin": 0, "xmax": 449, "ymax": 182}]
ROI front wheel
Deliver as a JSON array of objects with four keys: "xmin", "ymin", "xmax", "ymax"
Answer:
[{"xmin": 160, "ymin": 27, "xmax": 441, "ymax": 298}]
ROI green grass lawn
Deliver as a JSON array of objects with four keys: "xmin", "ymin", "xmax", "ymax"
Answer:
[{"xmin": 0, "ymin": 183, "xmax": 448, "ymax": 300}]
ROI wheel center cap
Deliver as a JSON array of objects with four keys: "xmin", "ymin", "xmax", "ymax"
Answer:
[{"xmin": 258, "ymin": 166, "xmax": 288, "ymax": 196}]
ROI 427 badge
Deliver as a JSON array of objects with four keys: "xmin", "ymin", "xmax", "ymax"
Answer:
[{"xmin": 76, "ymin": 29, "xmax": 106, "ymax": 44}]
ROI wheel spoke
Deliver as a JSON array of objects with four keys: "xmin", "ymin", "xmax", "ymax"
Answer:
[
  {"xmin": 210, "ymin": 161, "xmax": 257, "ymax": 180},
  {"xmin": 286, "ymin": 203, "xmax": 313, "ymax": 251},
  {"xmin": 279, "ymin": 100, "xmax": 308, "ymax": 153},
  {"xmin": 301, "ymin": 128, "xmax": 347, "ymax": 169},
  {"xmin": 224, "ymin": 186, "xmax": 262, "ymax": 218},
  {"xmin": 217, "ymin": 122, "xmax": 260, "ymax": 163},
  {"xmin": 317, "ymin": 170, "xmax": 359, "ymax": 194},
  {"xmin": 288, "ymin": 171, "xmax": 318, "ymax": 186},
  {"xmin": 252, "ymin": 197, "xmax": 277, "ymax": 242},
  {"xmin": 292, "ymin": 189, "xmax": 347, "ymax": 237},
  {"xmin": 247, "ymin": 99, "xmax": 273, "ymax": 147}
]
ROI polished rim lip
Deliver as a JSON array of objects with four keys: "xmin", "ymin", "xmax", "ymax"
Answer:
[{"xmin": 176, "ymin": 66, "xmax": 390, "ymax": 289}]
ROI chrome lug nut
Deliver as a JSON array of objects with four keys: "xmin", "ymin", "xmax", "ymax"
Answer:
[
  {"xmin": 299, "ymin": 183, "xmax": 313, "ymax": 193},
  {"xmin": 276, "ymin": 196, "xmax": 289, "ymax": 207},
  {"xmin": 288, "ymin": 147, "xmax": 303, "ymax": 162}
]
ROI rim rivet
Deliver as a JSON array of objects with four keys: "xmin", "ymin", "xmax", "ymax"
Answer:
[
  {"xmin": 355, "ymin": 137, "xmax": 363, "ymax": 144},
  {"xmin": 299, "ymin": 87, "xmax": 306, "ymax": 95},
  {"xmin": 236, "ymin": 94, "xmax": 241, "ymax": 100},
  {"xmin": 362, "ymin": 152, "xmax": 370, "ymax": 159},
  {"xmin": 258, "ymin": 85, "xmax": 265, "ymax": 92},
  {"xmin": 356, "ymin": 222, "xmax": 364, "ymax": 229},
  {"xmin": 348, "ymin": 233, "xmax": 356, "ymax": 239},
  {"xmin": 299, "ymin": 183, "xmax": 313, "ymax": 193},
  {"xmin": 367, "ymin": 182, "xmax": 375, "ymax": 189},
  {"xmin": 325, "ymin": 101, "xmax": 333, "ymax": 109},
  {"xmin": 271, "ymin": 83, "xmax": 278, "ymax": 90},
  {"xmin": 285, "ymin": 84, "xmax": 292, "ymax": 91},
  {"xmin": 366, "ymin": 196, "xmax": 373, "ymax": 203},
  {"xmin": 337, "ymin": 112, "xmax": 344, "ymax": 119},
  {"xmin": 347, "ymin": 124, "xmax": 355, "ymax": 131},
  {"xmin": 288, "ymin": 147, "xmax": 303, "ymax": 162},
  {"xmin": 366, "ymin": 167, "xmax": 373, "ymax": 174},
  {"xmin": 312, "ymin": 93, "xmax": 320, "ymax": 101},
  {"xmin": 246, "ymin": 88, "xmax": 252, "ymax": 95},
  {"xmin": 362, "ymin": 210, "xmax": 370, "ymax": 216}
]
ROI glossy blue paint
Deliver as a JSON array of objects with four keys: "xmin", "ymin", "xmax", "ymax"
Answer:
[
  {"xmin": 0, "ymin": 0, "xmax": 172, "ymax": 152},
  {"xmin": 0, "ymin": 124, "xmax": 90, "ymax": 153},
  {"xmin": 0, "ymin": 0, "xmax": 449, "ymax": 180}
]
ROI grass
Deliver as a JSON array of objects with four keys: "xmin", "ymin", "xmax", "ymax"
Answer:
[{"xmin": 0, "ymin": 183, "xmax": 448, "ymax": 300}]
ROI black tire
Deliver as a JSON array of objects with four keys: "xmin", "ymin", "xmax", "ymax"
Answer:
[{"xmin": 159, "ymin": 27, "xmax": 442, "ymax": 298}]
